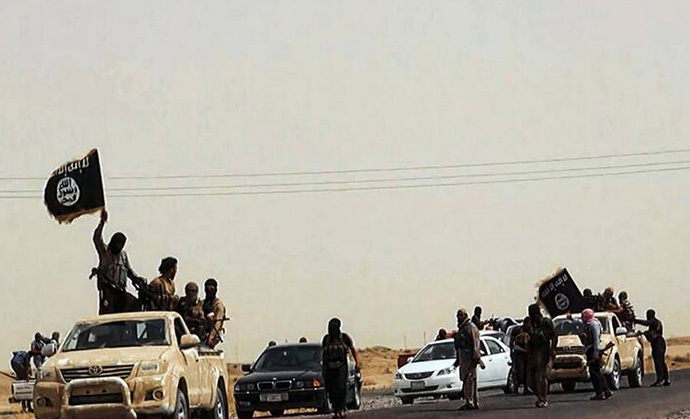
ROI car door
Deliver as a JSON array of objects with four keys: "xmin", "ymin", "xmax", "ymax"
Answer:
[
  {"xmin": 476, "ymin": 340, "xmax": 491, "ymax": 388},
  {"xmin": 483, "ymin": 337, "xmax": 510, "ymax": 387},
  {"xmin": 611, "ymin": 315, "xmax": 634, "ymax": 370},
  {"xmin": 174, "ymin": 318, "xmax": 202, "ymax": 407}
]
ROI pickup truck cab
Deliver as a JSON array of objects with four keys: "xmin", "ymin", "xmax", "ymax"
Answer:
[
  {"xmin": 549, "ymin": 312, "xmax": 644, "ymax": 392},
  {"xmin": 33, "ymin": 311, "xmax": 229, "ymax": 419}
]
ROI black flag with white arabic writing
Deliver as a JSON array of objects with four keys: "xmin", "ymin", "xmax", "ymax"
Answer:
[
  {"xmin": 538, "ymin": 267, "xmax": 585, "ymax": 317},
  {"xmin": 43, "ymin": 149, "xmax": 105, "ymax": 224}
]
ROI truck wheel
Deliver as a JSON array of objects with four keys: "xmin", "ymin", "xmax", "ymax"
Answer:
[
  {"xmin": 166, "ymin": 387, "xmax": 189, "ymax": 419},
  {"xmin": 560, "ymin": 381, "xmax": 577, "ymax": 393},
  {"xmin": 201, "ymin": 386, "xmax": 228, "ymax": 419},
  {"xmin": 401, "ymin": 396, "xmax": 414, "ymax": 405},
  {"xmin": 627, "ymin": 353, "xmax": 643, "ymax": 388},
  {"xmin": 269, "ymin": 410, "xmax": 284, "ymax": 417},
  {"xmin": 606, "ymin": 357, "xmax": 621, "ymax": 390}
]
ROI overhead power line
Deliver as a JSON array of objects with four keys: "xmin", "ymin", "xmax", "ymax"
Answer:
[
  {"xmin": 2, "ymin": 164, "xmax": 689, "ymax": 199},
  {"xmin": 1, "ymin": 148, "xmax": 689, "ymax": 181},
  {"xmin": 2, "ymin": 159, "xmax": 689, "ymax": 194}
]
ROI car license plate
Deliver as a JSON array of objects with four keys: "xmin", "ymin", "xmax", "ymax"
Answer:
[
  {"xmin": 260, "ymin": 393, "xmax": 287, "ymax": 403},
  {"xmin": 410, "ymin": 381, "xmax": 425, "ymax": 391}
]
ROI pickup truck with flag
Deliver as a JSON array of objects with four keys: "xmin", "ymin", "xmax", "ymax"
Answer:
[{"xmin": 32, "ymin": 311, "xmax": 229, "ymax": 419}]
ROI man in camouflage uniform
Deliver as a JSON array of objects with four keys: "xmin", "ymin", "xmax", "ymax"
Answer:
[
  {"xmin": 176, "ymin": 282, "xmax": 204, "ymax": 338},
  {"xmin": 92, "ymin": 209, "xmax": 147, "ymax": 314}
]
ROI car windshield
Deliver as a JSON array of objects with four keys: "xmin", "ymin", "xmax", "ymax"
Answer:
[
  {"xmin": 253, "ymin": 346, "xmax": 322, "ymax": 372},
  {"xmin": 62, "ymin": 319, "xmax": 169, "ymax": 352},
  {"xmin": 412, "ymin": 342, "xmax": 455, "ymax": 362},
  {"xmin": 554, "ymin": 316, "xmax": 609, "ymax": 337}
]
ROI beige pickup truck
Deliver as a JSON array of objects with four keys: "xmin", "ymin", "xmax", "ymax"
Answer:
[
  {"xmin": 33, "ymin": 311, "xmax": 229, "ymax": 419},
  {"xmin": 548, "ymin": 312, "xmax": 644, "ymax": 392}
]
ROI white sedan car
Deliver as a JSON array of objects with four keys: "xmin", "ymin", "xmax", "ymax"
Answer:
[{"xmin": 393, "ymin": 333, "xmax": 515, "ymax": 404}]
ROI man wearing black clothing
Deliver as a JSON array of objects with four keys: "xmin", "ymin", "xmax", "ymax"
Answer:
[{"xmin": 635, "ymin": 309, "xmax": 670, "ymax": 386}]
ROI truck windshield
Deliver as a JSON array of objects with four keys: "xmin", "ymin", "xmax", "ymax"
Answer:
[
  {"xmin": 62, "ymin": 319, "xmax": 169, "ymax": 352},
  {"xmin": 413, "ymin": 342, "xmax": 455, "ymax": 362},
  {"xmin": 554, "ymin": 316, "xmax": 609, "ymax": 336},
  {"xmin": 253, "ymin": 346, "xmax": 322, "ymax": 371}
]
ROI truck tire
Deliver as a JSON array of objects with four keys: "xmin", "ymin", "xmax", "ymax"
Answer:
[
  {"xmin": 503, "ymin": 368, "xmax": 518, "ymax": 394},
  {"xmin": 627, "ymin": 353, "xmax": 643, "ymax": 388},
  {"xmin": 165, "ymin": 387, "xmax": 189, "ymax": 419},
  {"xmin": 201, "ymin": 386, "xmax": 228, "ymax": 419},
  {"xmin": 560, "ymin": 381, "xmax": 577, "ymax": 393},
  {"xmin": 606, "ymin": 357, "xmax": 621, "ymax": 390}
]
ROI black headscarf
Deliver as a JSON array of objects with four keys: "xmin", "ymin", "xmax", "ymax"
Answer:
[{"xmin": 328, "ymin": 318, "xmax": 342, "ymax": 340}]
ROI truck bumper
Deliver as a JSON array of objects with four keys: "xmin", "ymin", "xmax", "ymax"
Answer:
[
  {"xmin": 548, "ymin": 354, "xmax": 589, "ymax": 382},
  {"xmin": 34, "ymin": 374, "xmax": 176, "ymax": 418}
]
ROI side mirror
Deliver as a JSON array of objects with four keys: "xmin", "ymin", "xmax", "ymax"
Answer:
[
  {"xmin": 615, "ymin": 327, "xmax": 628, "ymax": 337},
  {"xmin": 241, "ymin": 364, "xmax": 252, "ymax": 373},
  {"xmin": 406, "ymin": 357, "xmax": 414, "ymax": 364},
  {"xmin": 180, "ymin": 334, "xmax": 201, "ymax": 350}
]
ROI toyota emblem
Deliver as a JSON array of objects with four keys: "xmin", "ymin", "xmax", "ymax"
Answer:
[{"xmin": 88, "ymin": 365, "xmax": 103, "ymax": 376}]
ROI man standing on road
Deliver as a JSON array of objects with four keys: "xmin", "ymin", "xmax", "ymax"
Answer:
[
  {"xmin": 526, "ymin": 304, "xmax": 556, "ymax": 408},
  {"xmin": 635, "ymin": 309, "xmax": 670, "ymax": 387},
  {"xmin": 454, "ymin": 308, "xmax": 481, "ymax": 410},
  {"xmin": 202, "ymin": 278, "xmax": 227, "ymax": 348},
  {"xmin": 509, "ymin": 317, "xmax": 531, "ymax": 395},
  {"xmin": 92, "ymin": 209, "xmax": 147, "ymax": 314},
  {"xmin": 582, "ymin": 309, "xmax": 613, "ymax": 401}
]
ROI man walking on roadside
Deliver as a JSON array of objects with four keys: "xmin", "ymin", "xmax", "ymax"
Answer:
[
  {"xmin": 582, "ymin": 309, "xmax": 613, "ymax": 400},
  {"xmin": 453, "ymin": 308, "xmax": 481, "ymax": 410},
  {"xmin": 526, "ymin": 304, "xmax": 556, "ymax": 408},
  {"xmin": 635, "ymin": 309, "xmax": 670, "ymax": 386}
]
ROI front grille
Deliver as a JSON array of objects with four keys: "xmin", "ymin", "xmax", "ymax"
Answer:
[
  {"xmin": 60, "ymin": 365, "xmax": 134, "ymax": 383},
  {"xmin": 553, "ymin": 362, "xmax": 583, "ymax": 370},
  {"xmin": 556, "ymin": 346, "xmax": 586, "ymax": 355},
  {"xmin": 405, "ymin": 372, "xmax": 433, "ymax": 380},
  {"xmin": 401, "ymin": 385, "xmax": 439, "ymax": 393},
  {"xmin": 69, "ymin": 393, "xmax": 124, "ymax": 405},
  {"xmin": 275, "ymin": 381, "xmax": 291, "ymax": 390},
  {"xmin": 258, "ymin": 382, "xmax": 274, "ymax": 391}
]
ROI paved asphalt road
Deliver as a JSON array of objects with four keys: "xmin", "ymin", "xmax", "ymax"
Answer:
[{"xmin": 352, "ymin": 370, "xmax": 690, "ymax": 419}]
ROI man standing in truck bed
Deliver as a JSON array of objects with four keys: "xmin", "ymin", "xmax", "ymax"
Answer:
[
  {"xmin": 92, "ymin": 209, "xmax": 147, "ymax": 314},
  {"xmin": 176, "ymin": 281, "xmax": 205, "ymax": 338},
  {"xmin": 202, "ymin": 278, "xmax": 226, "ymax": 348}
]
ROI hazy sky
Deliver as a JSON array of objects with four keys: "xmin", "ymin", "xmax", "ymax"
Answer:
[{"xmin": 1, "ymin": 1, "xmax": 689, "ymax": 363}]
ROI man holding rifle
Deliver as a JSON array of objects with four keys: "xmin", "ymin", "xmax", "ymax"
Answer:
[
  {"xmin": 92, "ymin": 209, "xmax": 147, "ymax": 314},
  {"xmin": 581, "ymin": 308, "xmax": 614, "ymax": 401}
]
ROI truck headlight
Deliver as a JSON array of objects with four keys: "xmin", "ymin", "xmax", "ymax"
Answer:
[
  {"xmin": 138, "ymin": 361, "xmax": 165, "ymax": 376},
  {"xmin": 38, "ymin": 366, "xmax": 58, "ymax": 383}
]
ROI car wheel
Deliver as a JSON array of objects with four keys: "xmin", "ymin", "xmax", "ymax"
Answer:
[
  {"xmin": 400, "ymin": 396, "xmax": 414, "ymax": 405},
  {"xmin": 346, "ymin": 381, "xmax": 362, "ymax": 410},
  {"xmin": 165, "ymin": 387, "xmax": 189, "ymax": 419},
  {"xmin": 607, "ymin": 357, "xmax": 621, "ymax": 390},
  {"xmin": 503, "ymin": 368, "xmax": 518, "ymax": 394},
  {"xmin": 269, "ymin": 409, "xmax": 284, "ymax": 417},
  {"xmin": 201, "ymin": 385, "xmax": 228, "ymax": 419},
  {"xmin": 560, "ymin": 381, "xmax": 577, "ymax": 393},
  {"xmin": 627, "ymin": 353, "xmax": 643, "ymax": 388},
  {"xmin": 236, "ymin": 408, "xmax": 254, "ymax": 419}
]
